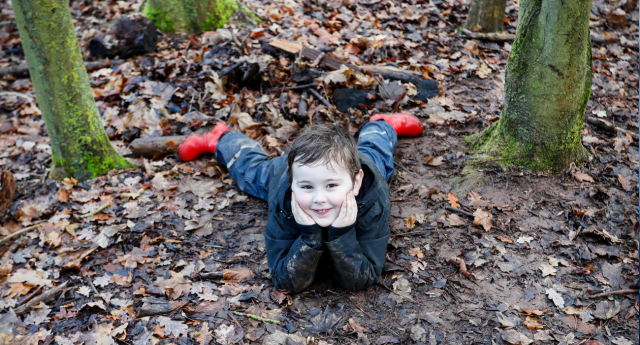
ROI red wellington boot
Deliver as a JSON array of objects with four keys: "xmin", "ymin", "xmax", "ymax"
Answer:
[
  {"xmin": 178, "ymin": 122, "xmax": 230, "ymax": 161},
  {"xmin": 369, "ymin": 113, "xmax": 423, "ymax": 136}
]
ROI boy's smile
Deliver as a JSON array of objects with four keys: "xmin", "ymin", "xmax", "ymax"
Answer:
[{"xmin": 291, "ymin": 160, "xmax": 363, "ymax": 227}]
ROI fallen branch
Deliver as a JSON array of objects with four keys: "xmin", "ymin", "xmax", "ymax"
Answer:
[
  {"xmin": 308, "ymin": 88, "xmax": 332, "ymax": 108},
  {"xmin": 589, "ymin": 289, "xmax": 639, "ymax": 299},
  {"xmin": 459, "ymin": 29, "xmax": 639, "ymax": 50},
  {"xmin": 0, "ymin": 59, "xmax": 124, "ymax": 78},
  {"xmin": 445, "ymin": 257, "xmax": 475, "ymax": 280},
  {"xmin": 128, "ymin": 135, "xmax": 186, "ymax": 158},
  {"xmin": 232, "ymin": 311, "xmax": 281, "ymax": 324},
  {"xmin": 445, "ymin": 205, "xmax": 474, "ymax": 218},
  {"xmin": 0, "ymin": 223, "xmax": 42, "ymax": 244},
  {"xmin": 585, "ymin": 117, "xmax": 639, "ymax": 142},
  {"xmin": 14, "ymin": 281, "xmax": 69, "ymax": 315},
  {"xmin": 79, "ymin": 203, "xmax": 111, "ymax": 218}
]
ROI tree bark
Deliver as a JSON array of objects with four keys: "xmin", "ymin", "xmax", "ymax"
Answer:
[
  {"xmin": 12, "ymin": 0, "xmax": 135, "ymax": 181},
  {"xmin": 468, "ymin": 0, "xmax": 592, "ymax": 170},
  {"xmin": 462, "ymin": 0, "xmax": 507, "ymax": 33},
  {"xmin": 143, "ymin": 0, "xmax": 259, "ymax": 33}
]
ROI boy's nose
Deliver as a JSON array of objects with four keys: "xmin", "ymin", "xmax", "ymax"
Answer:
[{"xmin": 312, "ymin": 191, "xmax": 327, "ymax": 204}]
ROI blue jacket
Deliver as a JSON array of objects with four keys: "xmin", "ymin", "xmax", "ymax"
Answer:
[{"xmin": 264, "ymin": 153, "xmax": 391, "ymax": 293}]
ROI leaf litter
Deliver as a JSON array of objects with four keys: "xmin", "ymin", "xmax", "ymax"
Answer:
[{"xmin": 0, "ymin": 0, "xmax": 638, "ymax": 342}]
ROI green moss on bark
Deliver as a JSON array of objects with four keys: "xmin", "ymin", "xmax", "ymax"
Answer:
[
  {"xmin": 12, "ymin": 0, "xmax": 136, "ymax": 181},
  {"xmin": 467, "ymin": 0, "xmax": 592, "ymax": 172},
  {"xmin": 144, "ymin": 0, "xmax": 260, "ymax": 33}
]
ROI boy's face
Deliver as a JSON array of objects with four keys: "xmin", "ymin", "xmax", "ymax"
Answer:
[{"xmin": 291, "ymin": 160, "xmax": 363, "ymax": 228}]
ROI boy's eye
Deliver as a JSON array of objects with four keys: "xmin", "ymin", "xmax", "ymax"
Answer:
[
  {"xmin": 327, "ymin": 184, "xmax": 337, "ymax": 188},
  {"xmin": 301, "ymin": 185, "xmax": 312, "ymax": 189}
]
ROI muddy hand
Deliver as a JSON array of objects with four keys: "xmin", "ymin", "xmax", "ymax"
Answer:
[{"xmin": 291, "ymin": 192, "xmax": 316, "ymax": 225}]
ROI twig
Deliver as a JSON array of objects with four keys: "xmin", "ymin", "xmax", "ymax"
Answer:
[
  {"xmin": 445, "ymin": 205, "xmax": 474, "ymax": 218},
  {"xmin": 589, "ymin": 289, "xmax": 639, "ymax": 299},
  {"xmin": 86, "ymin": 276, "xmax": 98, "ymax": 294},
  {"xmin": 395, "ymin": 161, "xmax": 416, "ymax": 178},
  {"xmin": 233, "ymin": 311, "xmax": 281, "ymax": 324},
  {"xmin": 272, "ymin": 83, "xmax": 318, "ymax": 92},
  {"xmin": 14, "ymin": 281, "xmax": 69, "ymax": 315},
  {"xmin": 0, "ymin": 223, "xmax": 42, "ymax": 244},
  {"xmin": 17, "ymin": 286, "xmax": 43, "ymax": 307},
  {"xmin": 377, "ymin": 282, "xmax": 416, "ymax": 302},
  {"xmin": 79, "ymin": 203, "xmax": 110, "ymax": 218},
  {"xmin": 308, "ymin": 88, "xmax": 332, "ymax": 108}
]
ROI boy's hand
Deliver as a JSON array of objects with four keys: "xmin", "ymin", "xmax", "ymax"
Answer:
[
  {"xmin": 291, "ymin": 192, "xmax": 316, "ymax": 226},
  {"xmin": 331, "ymin": 191, "xmax": 357, "ymax": 228}
]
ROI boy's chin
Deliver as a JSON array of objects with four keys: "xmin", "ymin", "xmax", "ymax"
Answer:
[{"xmin": 313, "ymin": 217, "xmax": 337, "ymax": 228}]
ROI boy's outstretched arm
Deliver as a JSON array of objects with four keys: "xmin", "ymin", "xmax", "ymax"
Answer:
[
  {"xmin": 263, "ymin": 194, "xmax": 325, "ymax": 293},
  {"xmin": 325, "ymin": 193, "xmax": 390, "ymax": 291}
]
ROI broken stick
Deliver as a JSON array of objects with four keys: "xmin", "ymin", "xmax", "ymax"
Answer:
[
  {"xmin": 233, "ymin": 311, "xmax": 281, "ymax": 324},
  {"xmin": 589, "ymin": 289, "xmax": 639, "ymax": 299},
  {"xmin": 14, "ymin": 281, "xmax": 69, "ymax": 315}
]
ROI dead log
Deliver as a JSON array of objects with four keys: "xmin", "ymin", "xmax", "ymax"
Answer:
[
  {"xmin": 460, "ymin": 29, "xmax": 639, "ymax": 50},
  {"xmin": 0, "ymin": 59, "xmax": 124, "ymax": 78},
  {"xmin": 128, "ymin": 135, "xmax": 186, "ymax": 158},
  {"xmin": 0, "ymin": 170, "xmax": 16, "ymax": 217},
  {"xmin": 14, "ymin": 281, "xmax": 69, "ymax": 315},
  {"xmin": 137, "ymin": 298, "xmax": 188, "ymax": 318},
  {"xmin": 269, "ymin": 39, "xmax": 427, "ymax": 84},
  {"xmin": 88, "ymin": 14, "xmax": 158, "ymax": 59}
]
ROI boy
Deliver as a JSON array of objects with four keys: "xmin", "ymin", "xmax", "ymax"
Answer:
[{"xmin": 179, "ymin": 114, "xmax": 423, "ymax": 292}]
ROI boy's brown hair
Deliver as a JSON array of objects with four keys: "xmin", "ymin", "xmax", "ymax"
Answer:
[{"xmin": 287, "ymin": 125, "xmax": 361, "ymax": 183}]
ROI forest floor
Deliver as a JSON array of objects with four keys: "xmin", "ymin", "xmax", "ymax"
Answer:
[{"xmin": 0, "ymin": 0, "xmax": 638, "ymax": 344}]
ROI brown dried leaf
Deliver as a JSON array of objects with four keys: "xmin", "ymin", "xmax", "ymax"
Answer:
[
  {"xmin": 618, "ymin": 174, "xmax": 632, "ymax": 191},
  {"xmin": 408, "ymin": 247, "xmax": 424, "ymax": 259},
  {"xmin": 426, "ymin": 156, "xmax": 444, "ymax": 166},
  {"xmin": 496, "ymin": 236, "xmax": 514, "ymax": 244},
  {"xmin": 222, "ymin": 268, "xmax": 254, "ymax": 282},
  {"xmin": 521, "ymin": 308, "xmax": 549, "ymax": 316},
  {"xmin": 195, "ymin": 322, "xmax": 213, "ymax": 345},
  {"xmin": 472, "ymin": 209, "xmax": 492, "ymax": 231},
  {"xmin": 447, "ymin": 193, "xmax": 459, "ymax": 209},
  {"xmin": 523, "ymin": 316, "xmax": 544, "ymax": 330},
  {"xmin": 572, "ymin": 171, "xmax": 594, "ymax": 183}
]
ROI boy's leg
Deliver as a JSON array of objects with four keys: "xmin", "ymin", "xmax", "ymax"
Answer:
[
  {"xmin": 357, "ymin": 121, "xmax": 398, "ymax": 181},
  {"xmin": 215, "ymin": 132, "xmax": 287, "ymax": 201}
]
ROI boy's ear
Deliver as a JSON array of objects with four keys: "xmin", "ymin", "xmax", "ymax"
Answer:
[{"xmin": 352, "ymin": 169, "xmax": 365, "ymax": 196}]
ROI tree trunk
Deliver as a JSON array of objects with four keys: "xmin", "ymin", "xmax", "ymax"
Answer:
[
  {"xmin": 468, "ymin": 0, "xmax": 592, "ymax": 171},
  {"xmin": 12, "ymin": 0, "xmax": 135, "ymax": 181},
  {"xmin": 462, "ymin": 0, "xmax": 507, "ymax": 33},
  {"xmin": 143, "ymin": 0, "xmax": 259, "ymax": 33}
]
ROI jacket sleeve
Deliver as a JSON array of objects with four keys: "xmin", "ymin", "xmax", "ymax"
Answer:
[
  {"xmin": 324, "ymin": 202, "xmax": 390, "ymax": 291},
  {"xmin": 265, "ymin": 221, "xmax": 325, "ymax": 293}
]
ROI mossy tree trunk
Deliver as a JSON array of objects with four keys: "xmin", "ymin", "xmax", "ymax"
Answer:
[
  {"xmin": 462, "ymin": 0, "xmax": 507, "ymax": 32},
  {"xmin": 143, "ymin": 0, "xmax": 259, "ymax": 33},
  {"xmin": 468, "ymin": 0, "xmax": 592, "ymax": 171},
  {"xmin": 12, "ymin": 0, "xmax": 135, "ymax": 181}
]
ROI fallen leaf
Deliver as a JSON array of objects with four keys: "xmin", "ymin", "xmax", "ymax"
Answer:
[
  {"xmin": 157, "ymin": 316, "xmax": 188, "ymax": 337},
  {"xmin": 497, "ymin": 236, "xmax": 514, "ymax": 244},
  {"xmin": 473, "ymin": 209, "xmax": 492, "ymax": 231},
  {"xmin": 618, "ymin": 174, "xmax": 632, "ymax": 191},
  {"xmin": 408, "ymin": 247, "xmax": 424, "ymax": 259},
  {"xmin": 516, "ymin": 236, "xmax": 534, "ymax": 244},
  {"xmin": 523, "ymin": 316, "xmax": 544, "ymax": 330},
  {"xmin": 77, "ymin": 286, "xmax": 92, "ymax": 297},
  {"xmin": 572, "ymin": 171, "xmax": 594, "ymax": 183},
  {"xmin": 405, "ymin": 213, "xmax": 425, "ymax": 230},
  {"xmin": 521, "ymin": 308, "xmax": 549, "ymax": 316},
  {"xmin": 502, "ymin": 329, "xmax": 533, "ymax": 345},
  {"xmin": 447, "ymin": 214, "xmax": 465, "ymax": 226},
  {"xmin": 195, "ymin": 322, "xmax": 213, "ymax": 345},
  {"xmin": 426, "ymin": 156, "xmax": 444, "ymax": 166},
  {"xmin": 476, "ymin": 63, "xmax": 492, "ymax": 79},
  {"xmin": 447, "ymin": 193, "xmax": 459, "ymax": 209},
  {"xmin": 539, "ymin": 263, "xmax": 557, "ymax": 277},
  {"xmin": 546, "ymin": 288, "xmax": 565, "ymax": 308},
  {"xmin": 214, "ymin": 324, "xmax": 235, "ymax": 345}
]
